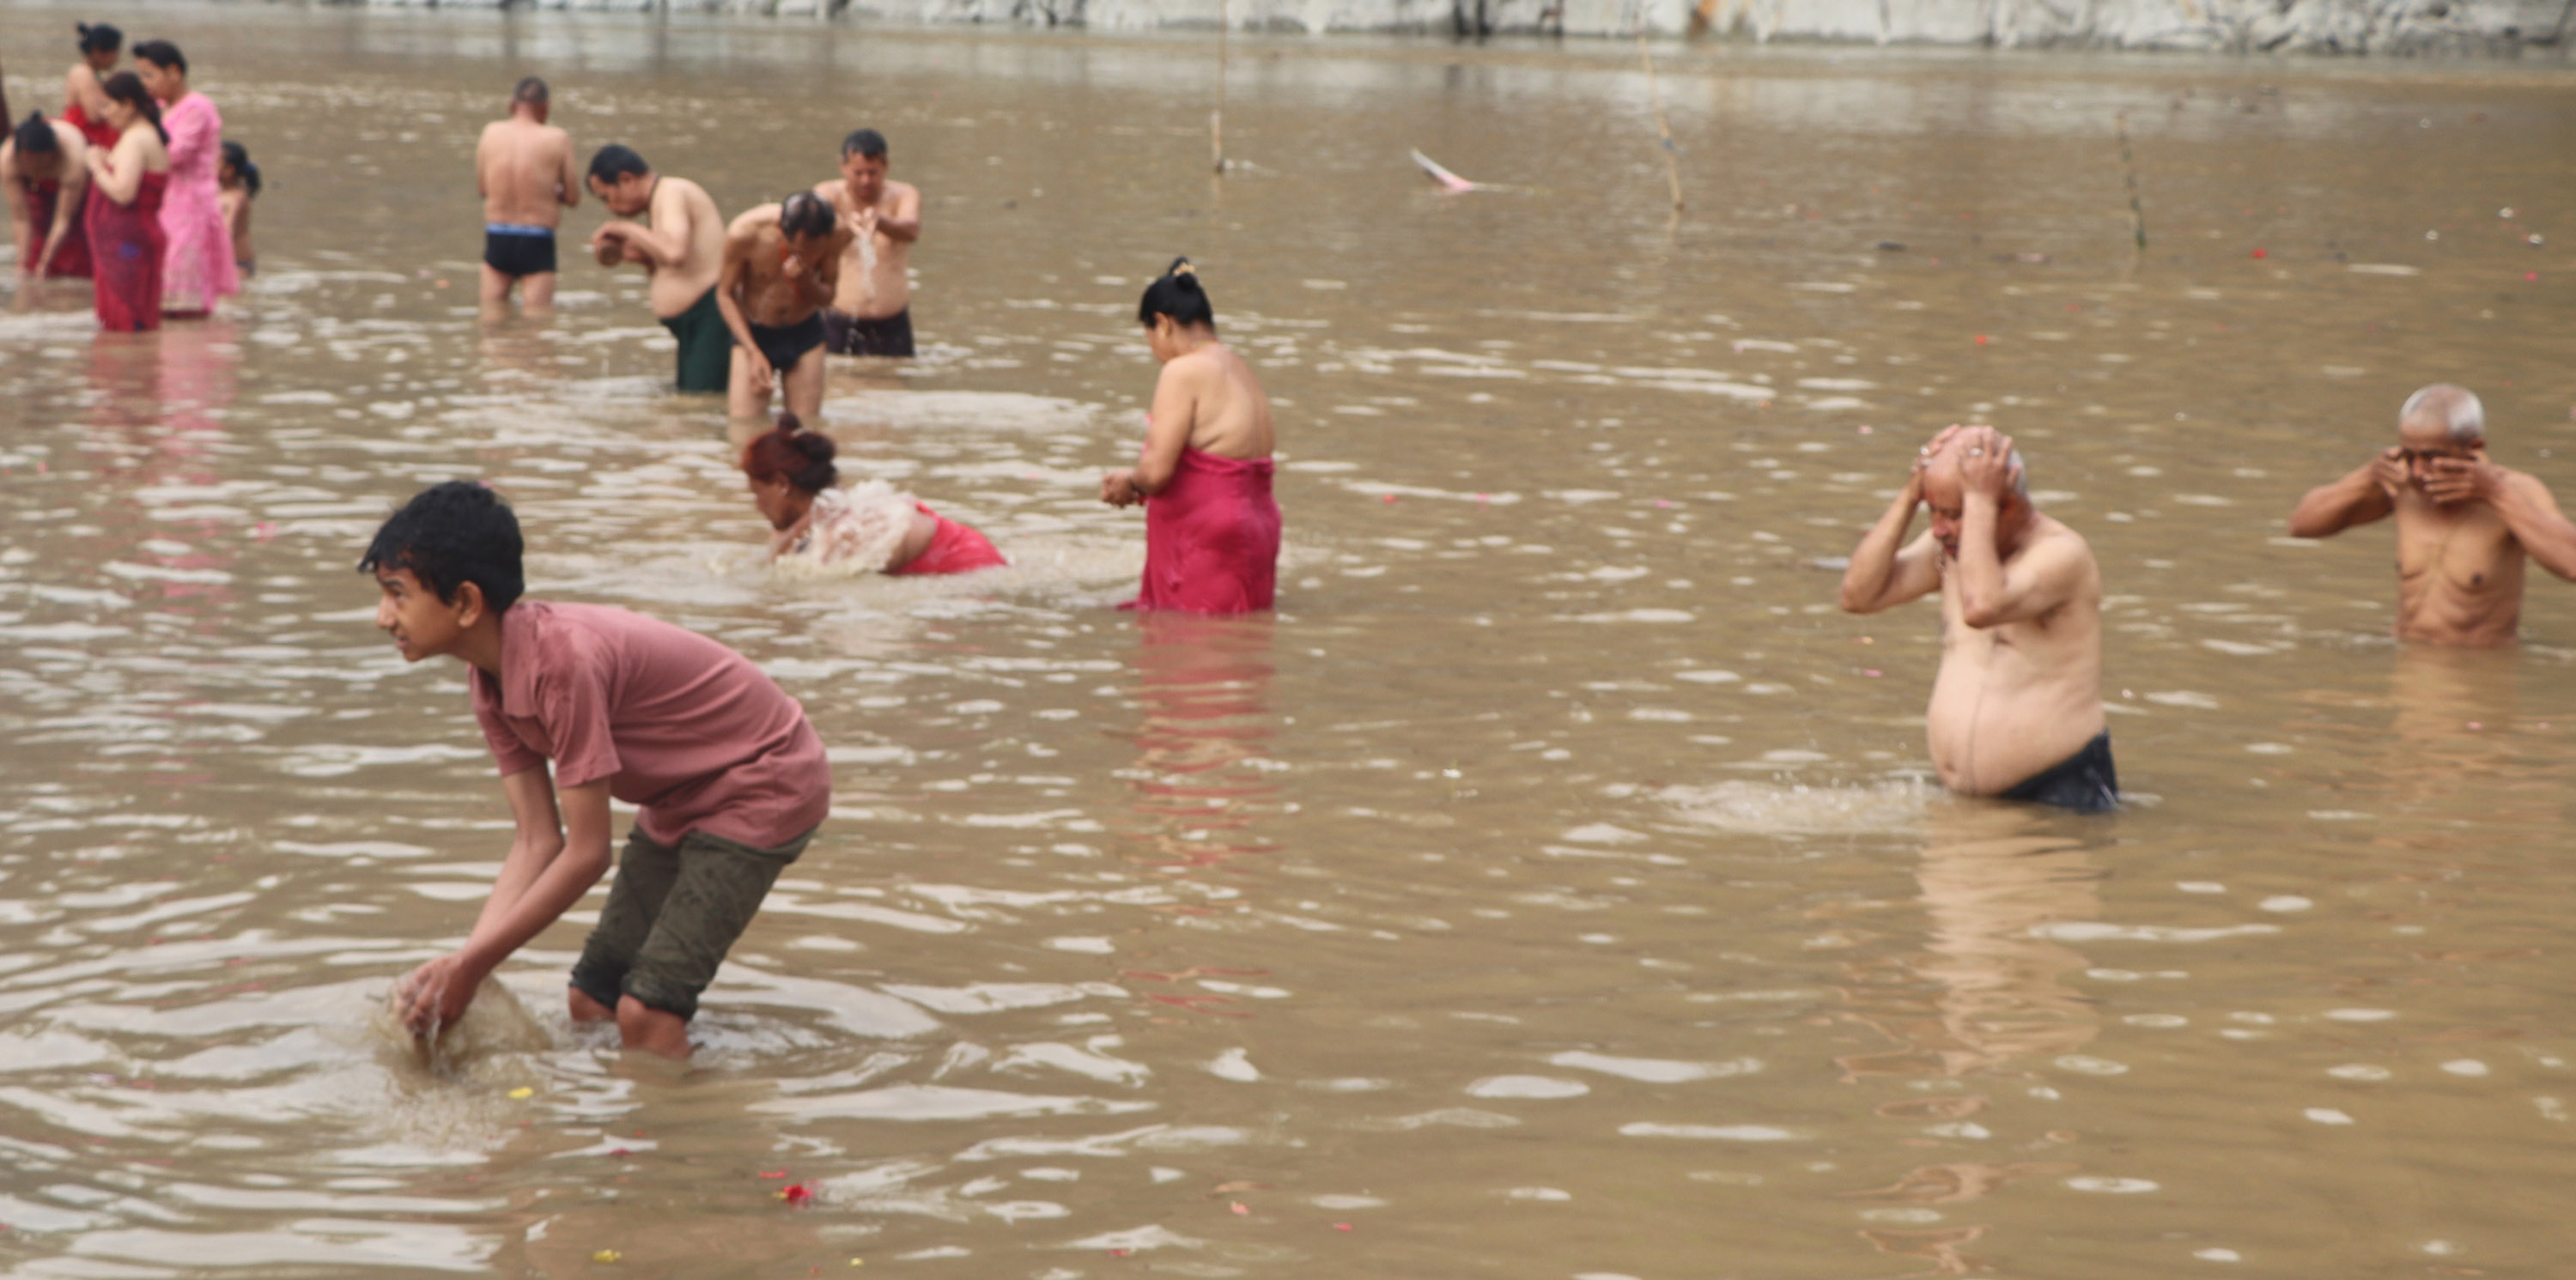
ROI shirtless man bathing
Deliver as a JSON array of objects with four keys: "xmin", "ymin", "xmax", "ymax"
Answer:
[
  {"xmin": 716, "ymin": 191, "xmax": 850, "ymax": 423},
  {"xmin": 1840, "ymin": 426, "xmax": 2114, "ymax": 812},
  {"xmin": 2287, "ymin": 383, "xmax": 2576, "ymax": 647},
  {"xmin": 811, "ymin": 128, "xmax": 920, "ymax": 358},
  {"xmin": 474, "ymin": 77, "xmax": 578, "ymax": 310},
  {"xmin": 586, "ymin": 144, "xmax": 727, "ymax": 395}
]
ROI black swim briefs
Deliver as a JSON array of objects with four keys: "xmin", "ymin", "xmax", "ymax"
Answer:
[
  {"xmin": 743, "ymin": 312, "xmax": 827, "ymax": 374},
  {"xmin": 483, "ymin": 224, "xmax": 557, "ymax": 277},
  {"xmin": 1998, "ymin": 731, "xmax": 2119, "ymax": 814},
  {"xmin": 822, "ymin": 306, "xmax": 915, "ymax": 357}
]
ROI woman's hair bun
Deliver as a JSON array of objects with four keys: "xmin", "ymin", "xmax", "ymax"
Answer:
[{"xmin": 1138, "ymin": 256, "xmax": 1216, "ymax": 328}]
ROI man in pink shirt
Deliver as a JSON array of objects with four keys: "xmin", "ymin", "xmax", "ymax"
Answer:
[{"xmin": 362, "ymin": 481, "xmax": 829, "ymax": 1058}]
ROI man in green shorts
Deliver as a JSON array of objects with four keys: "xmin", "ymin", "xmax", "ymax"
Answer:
[
  {"xmin": 586, "ymin": 145, "xmax": 730, "ymax": 395},
  {"xmin": 366, "ymin": 482, "xmax": 830, "ymax": 1057}
]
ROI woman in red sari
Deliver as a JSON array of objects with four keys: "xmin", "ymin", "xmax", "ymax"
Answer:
[
  {"xmin": 1100, "ymin": 258, "xmax": 1282, "ymax": 615},
  {"xmin": 81, "ymin": 71, "xmax": 168, "ymax": 334},
  {"xmin": 3, "ymin": 113, "xmax": 93, "ymax": 278},
  {"xmin": 59, "ymin": 24, "xmax": 125, "ymax": 150},
  {"xmin": 745, "ymin": 414, "xmax": 1009, "ymax": 578}
]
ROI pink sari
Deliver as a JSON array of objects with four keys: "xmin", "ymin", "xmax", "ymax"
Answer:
[
  {"xmin": 1125, "ymin": 448, "xmax": 1280, "ymax": 616},
  {"xmin": 157, "ymin": 93, "xmax": 238, "ymax": 314}
]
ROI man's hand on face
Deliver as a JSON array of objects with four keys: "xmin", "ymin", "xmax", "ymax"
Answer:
[
  {"xmin": 2421, "ymin": 453, "xmax": 2503, "ymax": 506},
  {"xmin": 2370, "ymin": 446, "xmax": 2409, "ymax": 500},
  {"xmin": 1954, "ymin": 425, "xmax": 2020, "ymax": 501},
  {"xmin": 781, "ymin": 251, "xmax": 809, "ymax": 281}
]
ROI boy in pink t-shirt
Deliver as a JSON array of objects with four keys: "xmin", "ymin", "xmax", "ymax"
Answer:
[{"xmin": 362, "ymin": 482, "xmax": 830, "ymax": 1058}]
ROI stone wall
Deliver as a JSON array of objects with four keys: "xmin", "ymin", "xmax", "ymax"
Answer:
[{"xmin": 327, "ymin": 0, "xmax": 2576, "ymax": 54}]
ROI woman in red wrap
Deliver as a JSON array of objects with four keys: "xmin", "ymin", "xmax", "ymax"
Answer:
[
  {"xmin": 1101, "ymin": 258, "xmax": 1280, "ymax": 615},
  {"xmin": 744, "ymin": 414, "xmax": 1009, "ymax": 578},
  {"xmin": 3, "ymin": 112, "xmax": 94, "ymax": 278},
  {"xmin": 81, "ymin": 71, "xmax": 168, "ymax": 334},
  {"xmin": 60, "ymin": 24, "xmax": 126, "ymax": 150}
]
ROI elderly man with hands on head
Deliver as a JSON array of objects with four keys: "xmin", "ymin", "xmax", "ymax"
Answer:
[
  {"xmin": 2287, "ymin": 383, "xmax": 2576, "ymax": 648},
  {"xmin": 1838, "ymin": 424, "xmax": 2115, "ymax": 813}
]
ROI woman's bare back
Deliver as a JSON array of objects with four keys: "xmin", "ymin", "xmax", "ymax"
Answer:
[{"xmin": 1166, "ymin": 343, "xmax": 1274, "ymax": 460}]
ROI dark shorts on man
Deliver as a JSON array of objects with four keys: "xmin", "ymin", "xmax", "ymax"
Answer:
[
  {"xmin": 1998, "ymin": 731, "xmax": 2118, "ymax": 813},
  {"xmin": 744, "ymin": 312, "xmax": 827, "ymax": 375},
  {"xmin": 822, "ymin": 306, "xmax": 915, "ymax": 358},
  {"xmin": 483, "ymin": 223, "xmax": 557, "ymax": 277},
  {"xmin": 568, "ymin": 824, "xmax": 817, "ymax": 1021},
  {"xmin": 659, "ymin": 286, "xmax": 731, "ymax": 394}
]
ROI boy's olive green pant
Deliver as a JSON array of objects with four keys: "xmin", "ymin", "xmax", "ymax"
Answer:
[{"xmin": 568, "ymin": 824, "xmax": 814, "ymax": 1022}]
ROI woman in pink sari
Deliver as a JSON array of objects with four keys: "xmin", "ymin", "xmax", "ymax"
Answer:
[
  {"xmin": 82, "ymin": 71, "xmax": 167, "ymax": 333},
  {"xmin": 134, "ymin": 40, "xmax": 235, "ymax": 318},
  {"xmin": 1100, "ymin": 258, "xmax": 1282, "ymax": 615}
]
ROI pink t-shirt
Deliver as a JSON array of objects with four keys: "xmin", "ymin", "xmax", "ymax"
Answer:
[{"xmin": 468, "ymin": 601, "xmax": 830, "ymax": 849}]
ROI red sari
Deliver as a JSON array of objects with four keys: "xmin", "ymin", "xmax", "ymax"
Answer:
[
  {"xmin": 24, "ymin": 179, "xmax": 94, "ymax": 277},
  {"xmin": 87, "ymin": 172, "xmax": 167, "ymax": 333},
  {"xmin": 1126, "ymin": 448, "xmax": 1281, "ymax": 615},
  {"xmin": 887, "ymin": 505, "xmax": 1009, "ymax": 576},
  {"xmin": 62, "ymin": 105, "xmax": 121, "ymax": 150}
]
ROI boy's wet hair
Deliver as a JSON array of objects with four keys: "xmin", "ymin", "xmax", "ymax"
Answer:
[
  {"xmin": 513, "ymin": 76, "xmax": 550, "ymax": 106},
  {"xmin": 840, "ymin": 129, "xmax": 888, "ymax": 161},
  {"xmin": 15, "ymin": 112, "xmax": 60, "ymax": 155},
  {"xmin": 778, "ymin": 191, "xmax": 834, "ymax": 240},
  {"xmin": 586, "ymin": 143, "xmax": 648, "ymax": 184},
  {"xmin": 1138, "ymin": 257, "xmax": 1215, "ymax": 330},
  {"xmin": 76, "ymin": 22, "xmax": 123, "ymax": 55},
  {"xmin": 221, "ymin": 139, "xmax": 261, "ymax": 197},
  {"xmin": 359, "ymin": 481, "xmax": 526, "ymax": 614},
  {"xmin": 132, "ymin": 39, "xmax": 186, "ymax": 76}
]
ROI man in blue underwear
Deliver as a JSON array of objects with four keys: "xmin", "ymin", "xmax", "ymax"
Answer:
[
  {"xmin": 715, "ymin": 192, "xmax": 849, "ymax": 423},
  {"xmin": 474, "ymin": 76, "xmax": 578, "ymax": 310}
]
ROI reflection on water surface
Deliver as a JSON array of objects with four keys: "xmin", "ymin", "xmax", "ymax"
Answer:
[{"xmin": 3, "ymin": 6, "xmax": 2573, "ymax": 1277}]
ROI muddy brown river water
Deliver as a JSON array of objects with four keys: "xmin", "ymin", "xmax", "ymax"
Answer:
[{"xmin": 3, "ymin": 5, "xmax": 2573, "ymax": 1277}]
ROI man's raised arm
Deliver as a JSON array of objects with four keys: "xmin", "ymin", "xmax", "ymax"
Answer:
[
  {"xmin": 1841, "ymin": 435, "xmax": 1949, "ymax": 615},
  {"xmin": 876, "ymin": 183, "xmax": 921, "ymax": 244},
  {"xmin": 2288, "ymin": 451, "xmax": 2401, "ymax": 538},
  {"xmin": 2428, "ymin": 460, "xmax": 2576, "ymax": 581},
  {"xmin": 598, "ymin": 184, "xmax": 694, "ymax": 270},
  {"xmin": 1951, "ymin": 428, "xmax": 2084, "ymax": 629}
]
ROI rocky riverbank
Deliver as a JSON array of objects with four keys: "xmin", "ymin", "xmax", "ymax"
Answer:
[{"xmin": 326, "ymin": 0, "xmax": 2575, "ymax": 55}]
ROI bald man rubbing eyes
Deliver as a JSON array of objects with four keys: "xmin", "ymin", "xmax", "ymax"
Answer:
[{"xmin": 2288, "ymin": 383, "xmax": 2576, "ymax": 649}]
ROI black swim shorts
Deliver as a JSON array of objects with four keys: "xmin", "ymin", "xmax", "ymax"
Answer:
[
  {"xmin": 483, "ymin": 224, "xmax": 557, "ymax": 277},
  {"xmin": 743, "ymin": 312, "xmax": 827, "ymax": 374},
  {"xmin": 1998, "ymin": 731, "xmax": 2119, "ymax": 814},
  {"xmin": 822, "ymin": 306, "xmax": 915, "ymax": 358}
]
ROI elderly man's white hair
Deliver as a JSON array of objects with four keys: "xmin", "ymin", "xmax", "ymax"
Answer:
[{"xmin": 2400, "ymin": 383, "xmax": 2485, "ymax": 444}]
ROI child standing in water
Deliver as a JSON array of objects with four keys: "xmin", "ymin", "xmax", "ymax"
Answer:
[
  {"xmin": 1100, "ymin": 258, "xmax": 1281, "ymax": 614},
  {"xmin": 217, "ymin": 140, "xmax": 257, "ymax": 277},
  {"xmin": 364, "ymin": 482, "xmax": 830, "ymax": 1059}
]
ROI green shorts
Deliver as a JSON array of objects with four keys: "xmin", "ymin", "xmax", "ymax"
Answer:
[
  {"xmin": 659, "ymin": 286, "xmax": 731, "ymax": 395},
  {"xmin": 568, "ymin": 823, "xmax": 815, "ymax": 1022}
]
